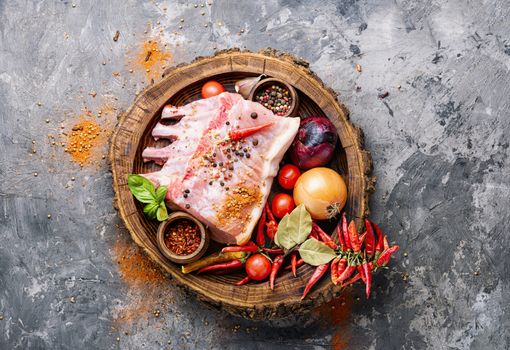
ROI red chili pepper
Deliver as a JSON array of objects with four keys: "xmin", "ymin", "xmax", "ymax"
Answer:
[
  {"xmin": 308, "ymin": 230, "xmax": 319, "ymax": 240},
  {"xmin": 348, "ymin": 221, "xmax": 361, "ymax": 252},
  {"xmin": 342, "ymin": 213, "xmax": 352, "ymax": 250},
  {"xmin": 376, "ymin": 245, "xmax": 400, "ymax": 266},
  {"xmin": 270, "ymin": 255, "xmax": 284, "ymax": 290},
  {"xmin": 364, "ymin": 219, "xmax": 376, "ymax": 257},
  {"xmin": 372, "ymin": 221, "xmax": 384, "ymax": 256},
  {"xmin": 265, "ymin": 203, "xmax": 278, "ymax": 241},
  {"xmin": 358, "ymin": 231, "xmax": 367, "ymax": 246},
  {"xmin": 228, "ymin": 122, "xmax": 274, "ymax": 141},
  {"xmin": 342, "ymin": 272, "xmax": 362, "ymax": 287},
  {"xmin": 383, "ymin": 235, "xmax": 390, "ymax": 251},
  {"xmin": 256, "ymin": 208, "xmax": 267, "ymax": 247},
  {"xmin": 301, "ymin": 264, "xmax": 329, "ymax": 300},
  {"xmin": 284, "ymin": 258, "xmax": 304, "ymax": 270},
  {"xmin": 337, "ymin": 265, "xmax": 356, "ymax": 285},
  {"xmin": 337, "ymin": 258, "xmax": 347, "ymax": 276},
  {"xmin": 336, "ymin": 223, "xmax": 347, "ymax": 251},
  {"xmin": 262, "ymin": 247, "xmax": 284, "ymax": 255},
  {"xmin": 234, "ymin": 275, "xmax": 251, "ymax": 286},
  {"xmin": 221, "ymin": 241, "xmax": 258, "ymax": 253},
  {"xmin": 197, "ymin": 259, "xmax": 243, "ymax": 274},
  {"xmin": 312, "ymin": 222, "xmax": 338, "ymax": 250},
  {"xmin": 330, "ymin": 258, "xmax": 340, "ymax": 285},
  {"xmin": 291, "ymin": 252, "xmax": 298, "ymax": 277},
  {"xmin": 357, "ymin": 265, "xmax": 367, "ymax": 284},
  {"xmin": 363, "ymin": 261, "xmax": 372, "ymax": 299}
]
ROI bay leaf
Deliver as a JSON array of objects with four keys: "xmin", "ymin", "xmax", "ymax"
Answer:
[
  {"xmin": 274, "ymin": 205, "xmax": 312, "ymax": 251},
  {"xmin": 299, "ymin": 238, "xmax": 337, "ymax": 266}
]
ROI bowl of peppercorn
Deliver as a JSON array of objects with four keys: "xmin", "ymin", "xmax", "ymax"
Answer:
[
  {"xmin": 249, "ymin": 78, "xmax": 299, "ymax": 118},
  {"xmin": 157, "ymin": 211, "xmax": 210, "ymax": 264}
]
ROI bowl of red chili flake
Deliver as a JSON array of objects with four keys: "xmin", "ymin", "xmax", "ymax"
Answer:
[{"xmin": 157, "ymin": 211, "xmax": 210, "ymax": 264}]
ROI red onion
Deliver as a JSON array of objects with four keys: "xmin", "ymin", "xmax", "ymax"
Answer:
[{"xmin": 290, "ymin": 116, "xmax": 338, "ymax": 169}]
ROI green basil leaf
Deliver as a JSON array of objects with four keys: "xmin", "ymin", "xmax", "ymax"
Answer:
[
  {"xmin": 299, "ymin": 238, "xmax": 337, "ymax": 266},
  {"xmin": 155, "ymin": 185, "xmax": 167, "ymax": 203},
  {"xmin": 157, "ymin": 203, "xmax": 168, "ymax": 221},
  {"xmin": 143, "ymin": 202, "xmax": 159, "ymax": 219},
  {"xmin": 128, "ymin": 174, "xmax": 156, "ymax": 204}
]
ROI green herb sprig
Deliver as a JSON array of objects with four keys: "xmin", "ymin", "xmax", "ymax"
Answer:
[{"xmin": 128, "ymin": 174, "xmax": 168, "ymax": 221}]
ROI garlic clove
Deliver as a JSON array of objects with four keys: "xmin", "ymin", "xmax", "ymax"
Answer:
[{"xmin": 235, "ymin": 75, "xmax": 265, "ymax": 99}]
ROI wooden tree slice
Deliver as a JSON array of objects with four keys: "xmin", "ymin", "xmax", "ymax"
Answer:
[{"xmin": 109, "ymin": 49, "xmax": 375, "ymax": 319}]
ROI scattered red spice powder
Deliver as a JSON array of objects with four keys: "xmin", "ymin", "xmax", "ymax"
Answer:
[
  {"xmin": 164, "ymin": 219, "xmax": 201, "ymax": 255},
  {"xmin": 128, "ymin": 38, "xmax": 172, "ymax": 82},
  {"xmin": 312, "ymin": 293, "xmax": 353, "ymax": 350},
  {"xmin": 111, "ymin": 236, "xmax": 174, "ymax": 325}
]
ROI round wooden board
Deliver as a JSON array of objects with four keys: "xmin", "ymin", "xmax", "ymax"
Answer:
[{"xmin": 109, "ymin": 49, "xmax": 375, "ymax": 319}]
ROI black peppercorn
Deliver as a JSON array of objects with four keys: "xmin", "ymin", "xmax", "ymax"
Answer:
[{"xmin": 250, "ymin": 112, "xmax": 258, "ymax": 119}]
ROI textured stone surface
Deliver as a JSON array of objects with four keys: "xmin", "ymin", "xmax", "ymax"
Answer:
[{"xmin": 1, "ymin": 0, "xmax": 509, "ymax": 349}]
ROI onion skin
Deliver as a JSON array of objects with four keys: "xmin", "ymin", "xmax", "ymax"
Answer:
[
  {"xmin": 293, "ymin": 167, "xmax": 347, "ymax": 220},
  {"xmin": 290, "ymin": 116, "xmax": 338, "ymax": 170}
]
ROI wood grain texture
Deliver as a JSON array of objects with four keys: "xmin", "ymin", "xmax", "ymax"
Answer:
[{"xmin": 109, "ymin": 49, "xmax": 374, "ymax": 319}]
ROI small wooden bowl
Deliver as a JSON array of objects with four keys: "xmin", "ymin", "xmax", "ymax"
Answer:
[
  {"xmin": 157, "ymin": 211, "xmax": 210, "ymax": 264},
  {"xmin": 249, "ymin": 77, "xmax": 299, "ymax": 117}
]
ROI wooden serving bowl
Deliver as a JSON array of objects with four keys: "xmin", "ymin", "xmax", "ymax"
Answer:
[
  {"xmin": 110, "ymin": 49, "xmax": 374, "ymax": 319},
  {"xmin": 156, "ymin": 211, "xmax": 210, "ymax": 264}
]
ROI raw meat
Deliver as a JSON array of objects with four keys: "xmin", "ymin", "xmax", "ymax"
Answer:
[{"xmin": 142, "ymin": 92, "xmax": 300, "ymax": 245}]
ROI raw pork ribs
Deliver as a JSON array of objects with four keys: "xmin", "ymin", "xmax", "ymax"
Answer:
[{"xmin": 142, "ymin": 92, "xmax": 299, "ymax": 245}]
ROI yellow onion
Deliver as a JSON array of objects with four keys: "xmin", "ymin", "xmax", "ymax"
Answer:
[{"xmin": 293, "ymin": 167, "xmax": 347, "ymax": 220}]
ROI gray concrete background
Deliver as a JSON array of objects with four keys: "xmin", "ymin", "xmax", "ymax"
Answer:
[{"xmin": 1, "ymin": 0, "xmax": 509, "ymax": 349}]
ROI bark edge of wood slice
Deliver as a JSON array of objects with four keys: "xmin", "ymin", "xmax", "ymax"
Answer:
[{"xmin": 109, "ymin": 48, "xmax": 375, "ymax": 320}]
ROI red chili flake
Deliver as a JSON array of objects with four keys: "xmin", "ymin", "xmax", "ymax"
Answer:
[{"xmin": 163, "ymin": 219, "xmax": 201, "ymax": 255}]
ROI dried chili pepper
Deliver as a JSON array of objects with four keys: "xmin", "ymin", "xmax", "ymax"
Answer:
[
  {"xmin": 337, "ymin": 264, "xmax": 356, "ymax": 285},
  {"xmin": 342, "ymin": 213, "xmax": 351, "ymax": 250},
  {"xmin": 342, "ymin": 272, "xmax": 362, "ymax": 287},
  {"xmin": 197, "ymin": 259, "xmax": 243, "ymax": 274},
  {"xmin": 262, "ymin": 247, "xmax": 284, "ymax": 255},
  {"xmin": 357, "ymin": 265, "xmax": 367, "ymax": 284},
  {"xmin": 265, "ymin": 203, "xmax": 278, "ymax": 241},
  {"xmin": 376, "ymin": 245, "xmax": 400, "ymax": 267},
  {"xmin": 364, "ymin": 219, "xmax": 376, "ymax": 257},
  {"xmin": 358, "ymin": 231, "xmax": 367, "ymax": 246},
  {"xmin": 256, "ymin": 209, "xmax": 267, "ymax": 246},
  {"xmin": 372, "ymin": 221, "xmax": 384, "ymax": 257},
  {"xmin": 330, "ymin": 258, "xmax": 340, "ymax": 285},
  {"xmin": 383, "ymin": 235, "xmax": 390, "ymax": 251},
  {"xmin": 284, "ymin": 258, "xmax": 304, "ymax": 270},
  {"xmin": 336, "ymin": 223, "xmax": 347, "ymax": 251},
  {"xmin": 234, "ymin": 275, "xmax": 251, "ymax": 286},
  {"xmin": 312, "ymin": 222, "xmax": 338, "ymax": 250},
  {"xmin": 182, "ymin": 251, "xmax": 248, "ymax": 274},
  {"xmin": 308, "ymin": 230, "xmax": 319, "ymax": 240},
  {"xmin": 221, "ymin": 241, "xmax": 258, "ymax": 253},
  {"xmin": 348, "ymin": 220, "xmax": 361, "ymax": 252},
  {"xmin": 228, "ymin": 122, "xmax": 274, "ymax": 141},
  {"xmin": 270, "ymin": 255, "xmax": 284, "ymax": 290},
  {"xmin": 301, "ymin": 264, "xmax": 329, "ymax": 300},
  {"xmin": 362, "ymin": 260, "xmax": 372, "ymax": 299},
  {"xmin": 291, "ymin": 252, "xmax": 298, "ymax": 277}
]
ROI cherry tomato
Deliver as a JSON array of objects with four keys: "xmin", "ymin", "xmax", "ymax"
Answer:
[
  {"xmin": 245, "ymin": 254, "xmax": 271, "ymax": 281},
  {"xmin": 201, "ymin": 80, "xmax": 225, "ymax": 98},
  {"xmin": 271, "ymin": 193, "xmax": 295, "ymax": 219},
  {"xmin": 278, "ymin": 164, "xmax": 301, "ymax": 190}
]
